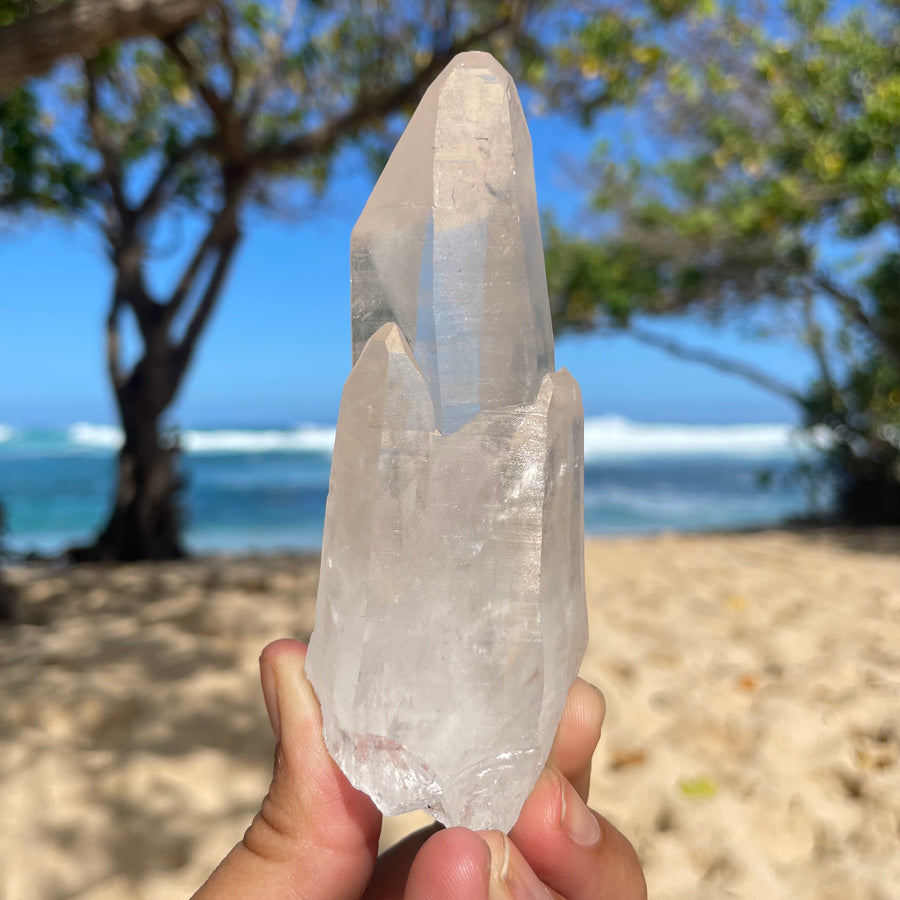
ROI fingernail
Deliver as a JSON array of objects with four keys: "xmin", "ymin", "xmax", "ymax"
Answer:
[
  {"xmin": 560, "ymin": 774, "xmax": 601, "ymax": 847},
  {"xmin": 487, "ymin": 833, "xmax": 550, "ymax": 900},
  {"xmin": 477, "ymin": 834, "xmax": 493, "ymax": 889},
  {"xmin": 260, "ymin": 659, "xmax": 281, "ymax": 741},
  {"xmin": 590, "ymin": 683, "xmax": 607, "ymax": 733}
]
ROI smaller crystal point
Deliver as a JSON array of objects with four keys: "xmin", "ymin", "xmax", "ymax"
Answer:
[{"xmin": 307, "ymin": 51, "xmax": 587, "ymax": 833}]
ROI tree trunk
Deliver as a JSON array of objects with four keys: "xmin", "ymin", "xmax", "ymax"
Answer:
[
  {"xmin": 68, "ymin": 195, "xmax": 241, "ymax": 562},
  {"xmin": 837, "ymin": 451, "xmax": 900, "ymax": 525},
  {"xmin": 91, "ymin": 420, "xmax": 184, "ymax": 562},
  {"xmin": 71, "ymin": 376, "xmax": 185, "ymax": 561}
]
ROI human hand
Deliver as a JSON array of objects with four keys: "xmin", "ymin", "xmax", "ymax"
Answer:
[{"xmin": 194, "ymin": 639, "xmax": 646, "ymax": 899}]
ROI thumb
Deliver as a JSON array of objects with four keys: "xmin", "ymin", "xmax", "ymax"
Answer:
[{"xmin": 194, "ymin": 639, "xmax": 382, "ymax": 899}]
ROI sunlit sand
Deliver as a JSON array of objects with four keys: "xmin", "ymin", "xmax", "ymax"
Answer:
[{"xmin": 1, "ymin": 530, "xmax": 898, "ymax": 898}]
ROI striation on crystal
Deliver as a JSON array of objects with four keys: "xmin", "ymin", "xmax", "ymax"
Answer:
[{"xmin": 306, "ymin": 51, "xmax": 587, "ymax": 833}]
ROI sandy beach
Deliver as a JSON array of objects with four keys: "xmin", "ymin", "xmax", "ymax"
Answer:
[{"xmin": 1, "ymin": 528, "xmax": 898, "ymax": 899}]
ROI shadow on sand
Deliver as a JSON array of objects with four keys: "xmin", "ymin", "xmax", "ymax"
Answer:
[{"xmin": 0, "ymin": 555, "xmax": 318, "ymax": 898}]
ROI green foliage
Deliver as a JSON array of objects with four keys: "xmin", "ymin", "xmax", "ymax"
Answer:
[
  {"xmin": 0, "ymin": 1, "xmax": 63, "ymax": 28},
  {"xmin": 545, "ymin": 223, "xmax": 663, "ymax": 328},
  {"xmin": 0, "ymin": 0, "xmax": 696, "ymax": 221},
  {"xmin": 540, "ymin": 1, "xmax": 711, "ymax": 123},
  {"xmin": 550, "ymin": 0, "xmax": 900, "ymax": 523},
  {"xmin": 0, "ymin": 86, "xmax": 88, "ymax": 211}
]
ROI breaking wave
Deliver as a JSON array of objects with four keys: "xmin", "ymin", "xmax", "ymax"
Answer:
[
  {"xmin": 0, "ymin": 417, "xmax": 807, "ymax": 459},
  {"xmin": 183, "ymin": 427, "xmax": 336, "ymax": 454},
  {"xmin": 67, "ymin": 423, "xmax": 123, "ymax": 449},
  {"xmin": 582, "ymin": 416, "xmax": 797, "ymax": 460},
  {"xmin": 66, "ymin": 422, "xmax": 336, "ymax": 454}
]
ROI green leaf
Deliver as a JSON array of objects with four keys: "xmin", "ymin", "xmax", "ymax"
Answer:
[{"xmin": 678, "ymin": 776, "xmax": 718, "ymax": 798}]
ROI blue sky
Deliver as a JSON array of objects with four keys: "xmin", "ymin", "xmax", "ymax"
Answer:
[{"xmin": 0, "ymin": 111, "xmax": 813, "ymax": 429}]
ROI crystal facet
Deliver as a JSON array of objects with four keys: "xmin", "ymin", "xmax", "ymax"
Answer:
[{"xmin": 306, "ymin": 51, "xmax": 587, "ymax": 832}]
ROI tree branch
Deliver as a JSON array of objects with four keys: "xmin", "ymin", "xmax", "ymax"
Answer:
[
  {"xmin": 0, "ymin": 0, "xmax": 215, "ymax": 92},
  {"xmin": 251, "ymin": 12, "xmax": 523, "ymax": 167},
  {"xmin": 812, "ymin": 271, "xmax": 876, "ymax": 335},
  {"xmin": 813, "ymin": 269, "xmax": 900, "ymax": 370},
  {"xmin": 629, "ymin": 324, "xmax": 806, "ymax": 404},
  {"xmin": 105, "ymin": 299, "xmax": 126, "ymax": 392},
  {"xmin": 134, "ymin": 135, "xmax": 210, "ymax": 221},
  {"xmin": 168, "ymin": 164, "xmax": 247, "ymax": 372},
  {"xmin": 163, "ymin": 30, "xmax": 236, "ymax": 138},
  {"xmin": 83, "ymin": 58, "xmax": 130, "ymax": 241},
  {"xmin": 888, "ymin": 199, "xmax": 900, "ymax": 230},
  {"xmin": 113, "ymin": 255, "xmax": 165, "ymax": 344},
  {"xmin": 801, "ymin": 291, "xmax": 835, "ymax": 393},
  {"xmin": 173, "ymin": 227, "xmax": 240, "ymax": 381},
  {"xmin": 216, "ymin": 1, "xmax": 240, "ymax": 100},
  {"xmin": 163, "ymin": 193, "xmax": 240, "ymax": 321},
  {"xmin": 240, "ymin": 0, "xmax": 300, "ymax": 122}
]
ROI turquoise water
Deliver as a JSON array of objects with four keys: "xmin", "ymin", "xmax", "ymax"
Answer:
[{"xmin": 0, "ymin": 420, "xmax": 822, "ymax": 555}]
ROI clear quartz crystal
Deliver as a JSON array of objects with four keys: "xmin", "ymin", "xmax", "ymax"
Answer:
[{"xmin": 306, "ymin": 51, "xmax": 587, "ymax": 832}]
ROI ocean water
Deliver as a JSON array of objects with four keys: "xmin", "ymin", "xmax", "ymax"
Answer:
[{"xmin": 0, "ymin": 418, "xmax": 824, "ymax": 556}]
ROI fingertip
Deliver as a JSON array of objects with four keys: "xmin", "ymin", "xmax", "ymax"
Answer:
[
  {"xmin": 510, "ymin": 767, "xmax": 646, "ymax": 900},
  {"xmin": 404, "ymin": 828, "xmax": 491, "ymax": 899},
  {"xmin": 259, "ymin": 639, "xmax": 321, "ymax": 746},
  {"xmin": 259, "ymin": 638, "xmax": 308, "ymax": 667},
  {"xmin": 580, "ymin": 678, "xmax": 607, "ymax": 729},
  {"xmin": 568, "ymin": 678, "xmax": 607, "ymax": 745},
  {"xmin": 548, "ymin": 678, "xmax": 605, "ymax": 801}
]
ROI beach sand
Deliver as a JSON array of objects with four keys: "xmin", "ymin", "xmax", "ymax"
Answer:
[{"xmin": 1, "ymin": 529, "xmax": 898, "ymax": 899}]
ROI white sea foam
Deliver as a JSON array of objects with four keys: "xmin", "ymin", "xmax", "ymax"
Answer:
[
  {"xmin": 582, "ymin": 416, "xmax": 797, "ymax": 459},
  {"xmin": 182, "ymin": 427, "xmax": 336, "ymax": 454},
  {"xmin": 0, "ymin": 424, "xmax": 14, "ymax": 444},
  {"xmin": 67, "ymin": 423, "xmax": 336, "ymax": 454},
  {"xmin": 68, "ymin": 422, "xmax": 124, "ymax": 449},
  {"xmin": 64, "ymin": 417, "xmax": 806, "ymax": 458}
]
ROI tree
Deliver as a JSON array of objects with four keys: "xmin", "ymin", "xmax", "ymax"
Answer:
[
  {"xmin": 547, "ymin": 0, "xmax": 900, "ymax": 523},
  {"xmin": 0, "ymin": 0, "xmax": 213, "ymax": 568},
  {"xmin": 2, "ymin": 0, "xmax": 688, "ymax": 560}
]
